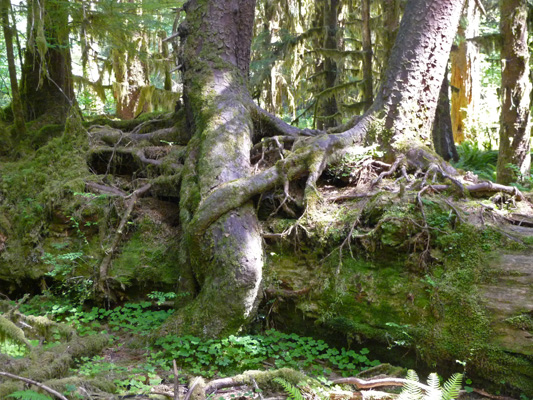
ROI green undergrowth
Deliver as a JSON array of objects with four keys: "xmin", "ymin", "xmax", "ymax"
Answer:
[
  {"xmin": 152, "ymin": 329, "xmax": 380, "ymax": 378},
  {"xmin": 19, "ymin": 296, "xmax": 174, "ymax": 338}
]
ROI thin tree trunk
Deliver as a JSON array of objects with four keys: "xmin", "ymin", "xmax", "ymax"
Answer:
[
  {"xmin": 318, "ymin": 0, "xmax": 340, "ymax": 129},
  {"xmin": 361, "ymin": 0, "xmax": 373, "ymax": 110},
  {"xmin": 1, "ymin": 0, "xmax": 26, "ymax": 138},
  {"xmin": 432, "ymin": 66, "xmax": 459, "ymax": 161},
  {"xmin": 450, "ymin": 0, "xmax": 481, "ymax": 143},
  {"xmin": 497, "ymin": 0, "xmax": 531, "ymax": 184}
]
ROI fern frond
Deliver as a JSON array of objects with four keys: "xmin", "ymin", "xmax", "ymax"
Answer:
[
  {"xmin": 273, "ymin": 377, "xmax": 305, "ymax": 400},
  {"xmin": 423, "ymin": 373, "xmax": 442, "ymax": 400},
  {"xmin": 441, "ymin": 373, "xmax": 463, "ymax": 400},
  {"xmin": 7, "ymin": 390, "xmax": 53, "ymax": 400},
  {"xmin": 398, "ymin": 370, "xmax": 422, "ymax": 400}
]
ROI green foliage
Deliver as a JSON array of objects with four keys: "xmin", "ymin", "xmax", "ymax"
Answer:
[
  {"xmin": 273, "ymin": 378, "xmax": 305, "ymax": 400},
  {"xmin": 21, "ymin": 297, "xmax": 173, "ymax": 337},
  {"xmin": 153, "ymin": 330, "xmax": 379, "ymax": 378},
  {"xmin": 7, "ymin": 391, "xmax": 53, "ymax": 400},
  {"xmin": 453, "ymin": 142, "xmax": 497, "ymax": 181}
]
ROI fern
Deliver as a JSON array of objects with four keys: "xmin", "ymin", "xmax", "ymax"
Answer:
[
  {"xmin": 398, "ymin": 370, "xmax": 422, "ymax": 400},
  {"xmin": 398, "ymin": 371, "xmax": 463, "ymax": 400},
  {"xmin": 441, "ymin": 373, "xmax": 463, "ymax": 400},
  {"xmin": 273, "ymin": 378, "xmax": 305, "ymax": 400},
  {"xmin": 7, "ymin": 390, "xmax": 53, "ymax": 400}
]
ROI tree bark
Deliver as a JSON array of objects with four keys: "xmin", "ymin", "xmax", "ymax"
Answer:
[
  {"xmin": 161, "ymin": 0, "xmax": 262, "ymax": 338},
  {"xmin": 450, "ymin": 0, "xmax": 481, "ymax": 143},
  {"xmin": 1, "ymin": 0, "xmax": 26, "ymax": 138},
  {"xmin": 317, "ymin": 0, "xmax": 340, "ymax": 129},
  {"xmin": 20, "ymin": 0, "xmax": 75, "ymax": 122},
  {"xmin": 432, "ymin": 67, "xmax": 459, "ymax": 161},
  {"xmin": 497, "ymin": 0, "xmax": 531, "ymax": 184},
  {"xmin": 361, "ymin": 0, "xmax": 373, "ymax": 111}
]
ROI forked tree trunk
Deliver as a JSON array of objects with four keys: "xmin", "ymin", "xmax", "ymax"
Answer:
[
  {"xmin": 497, "ymin": 0, "xmax": 531, "ymax": 184},
  {"xmin": 432, "ymin": 67, "xmax": 459, "ymax": 161},
  {"xmin": 162, "ymin": 0, "xmax": 464, "ymax": 338},
  {"xmin": 161, "ymin": 0, "xmax": 262, "ymax": 338}
]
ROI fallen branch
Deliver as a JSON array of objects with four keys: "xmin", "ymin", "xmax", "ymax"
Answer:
[
  {"xmin": 85, "ymin": 182, "xmax": 127, "ymax": 197},
  {"xmin": 332, "ymin": 376, "xmax": 432, "ymax": 391},
  {"xmin": 0, "ymin": 371, "xmax": 69, "ymax": 400}
]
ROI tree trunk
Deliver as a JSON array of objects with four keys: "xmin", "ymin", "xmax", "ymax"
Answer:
[
  {"xmin": 450, "ymin": 0, "xmax": 481, "ymax": 144},
  {"xmin": 317, "ymin": 0, "xmax": 340, "ymax": 129},
  {"xmin": 20, "ymin": 0, "xmax": 75, "ymax": 122},
  {"xmin": 1, "ymin": 0, "xmax": 26, "ymax": 138},
  {"xmin": 377, "ymin": 0, "xmax": 464, "ymax": 152},
  {"xmin": 497, "ymin": 0, "xmax": 531, "ymax": 184},
  {"xmin": 361, "ymin": 0, "xmax": 373, "ymax": 111},
  {"xmin": 380, "ymin": 0, "xmax": 400, "ymax": 81},
  {"xmin": 161, "ymin": 0, "xmax": 262, "ymax": 338},
  {"xmin": 432, "ymin": 67, "xmax": 459, "ymax": 161}
]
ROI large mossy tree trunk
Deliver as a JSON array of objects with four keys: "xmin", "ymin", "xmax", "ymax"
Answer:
[
  {"xmin": 497, "ymin": 0, "xmax": 531, "ymax": 184},
  {"xmin": 20, "ymin": 0, "xmax": 75, "ymax": 123},
  {"xmin": 161, "ymin": 0, "xmax": 262, "ymax": 338}
]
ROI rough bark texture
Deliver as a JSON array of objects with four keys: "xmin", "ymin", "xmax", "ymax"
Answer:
[
  {"xmin": 497, "ymin": 0, "xmax": 531, "ymax": 184},
  {"xmin": 450, "ymin": 0, "xmax": 481, "ymax": 143},
  {"xmin": 1, "ymin": 0, "xmax": 26, "ymax": 138},
  {"xmin": 161, "ymin": 0, "xmax": 262, "ymax": 337},
  {"xmin": 379, "ymin": 0, "xmax": 464, "ymax": 146},
  {"xmin": 432, "ymin": 67, "xmax": 459, "ymax": 161},
  {"xmin": 20, "ymin": 0, "xmax": 75, "ymax": 122}
]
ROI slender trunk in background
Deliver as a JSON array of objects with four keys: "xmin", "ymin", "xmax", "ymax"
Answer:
[
  {"xmin": 1, "ymin": 0, "xmax": 26, "ymax": 138},
  {"xmin": 450, "ymin": 0, "xmax": 481, "ymax": 143},
  {"xmin": 432, "ymin": 66, "xmax": 459, "ymax": 161},
  {"xmin": 361, "ymin": 0, "xmax": 373, "ymax": 111},
  {"xmin": 497, "ymin": 0, "xmax": 531, "ymax": 184},
  {"xmin": 318, "ymin": 0, "xmax": 340, "ymax": 129},
  {"xmin": 380, "ymin": 0, "xmax": 400, "ymax": 81}
]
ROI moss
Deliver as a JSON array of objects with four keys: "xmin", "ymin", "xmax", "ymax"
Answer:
[{"xmin": 0, "ymin": 315, "xmax": 31, "ymax": 349}]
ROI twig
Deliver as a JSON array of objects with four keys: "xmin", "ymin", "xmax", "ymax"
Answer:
[
  {"xmin": 184, "ymin": 377, "xmax": 202, "ymax": 400},
  {"xmin": 173, "ymin": 359, "xmax": 180, "ymax": 400},
  {"xmin": 0, "ymin": 371, "xmax": 69, "ymax": 400}
]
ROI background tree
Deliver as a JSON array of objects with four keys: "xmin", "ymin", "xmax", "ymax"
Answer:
[
  {"xmin": 496, "ymin": 0, "xmax": 531, "ymax": 184},
  {"xmin": 0, "ymin": 0, "xmax": 25, "ymax": 138},
  {"xmin": 20, "ymin": 0, "xmax": 76, "ymax": 122}
]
